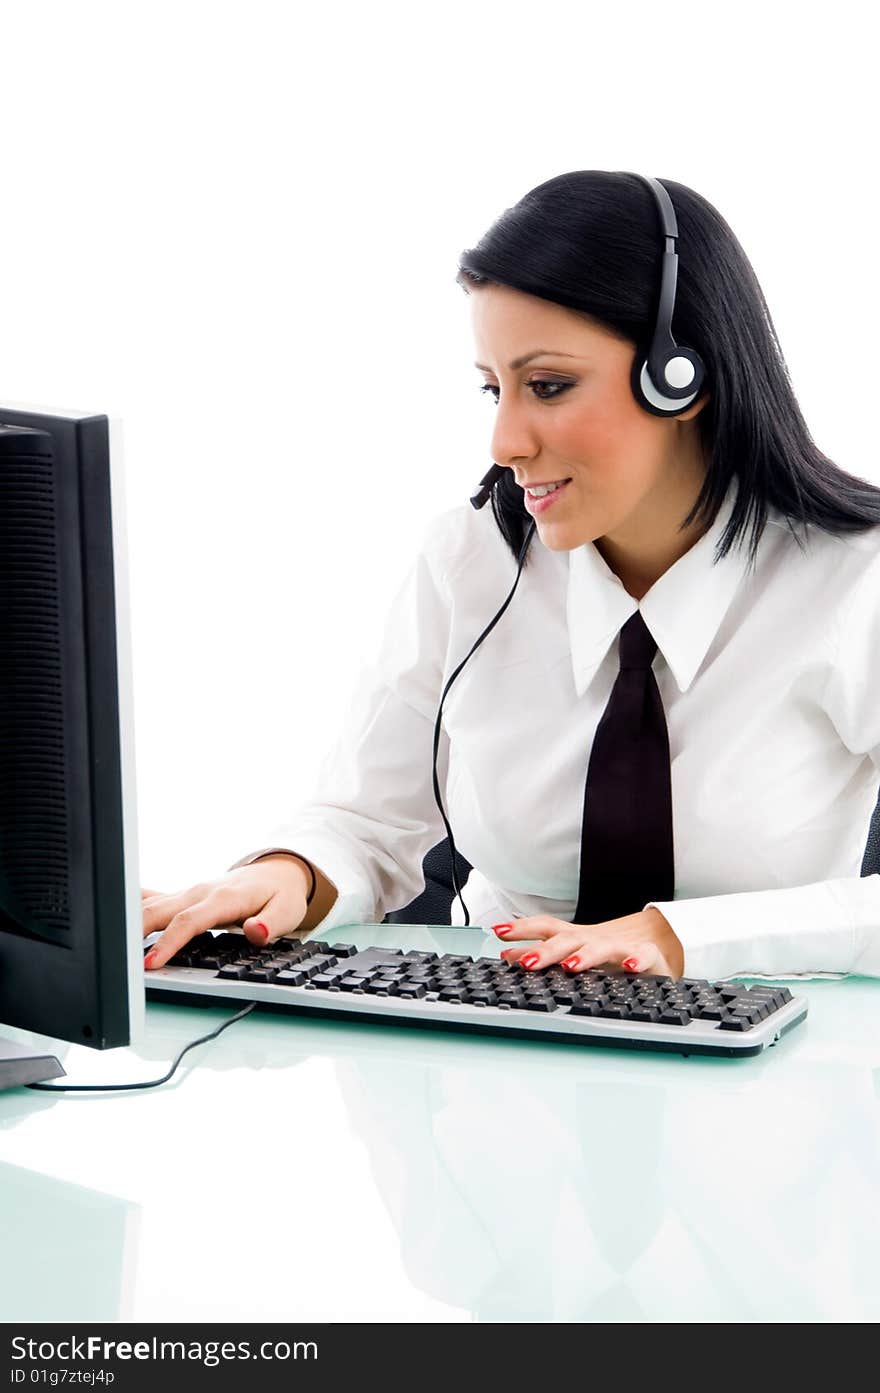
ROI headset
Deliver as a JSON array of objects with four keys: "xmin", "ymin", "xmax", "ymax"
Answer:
[{"xmin": 432, "ymin": 174, "xmax": 707, "ymax": 925}]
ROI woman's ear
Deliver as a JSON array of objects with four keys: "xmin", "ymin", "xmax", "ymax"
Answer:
[{"xmin": 676, "ymin": 390, "xmax": 711, "ymax": 421}]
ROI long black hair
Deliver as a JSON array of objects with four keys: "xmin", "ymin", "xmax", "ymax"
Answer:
[{"xmin": 456, "ymin": 170, "xmax": 880, "ymax": 570}]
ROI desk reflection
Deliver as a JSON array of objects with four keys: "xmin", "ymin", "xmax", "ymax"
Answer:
[
  {"xmin": 329, "ymin": 1043, "xmax": 880, "ymax": 1321},
  {"xmin": 0, "ymin": 1159, "xmax": 139, "ymax": 1322},
  {"xmin": 142, "ymin": 930, "xmax": 880, "ymax": 1320},
  {"xmin": 2, "ymin": 921, "xmax": 878, "ymax": 1323}
]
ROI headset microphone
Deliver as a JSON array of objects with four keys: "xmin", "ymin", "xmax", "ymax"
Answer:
[
  {"xmin": 445, "ymin": 174, "xmax": 706, "ymax": 922},
  {"xmin": 470, "ymin": 462, "xmax": 506, "ymax": 510}
]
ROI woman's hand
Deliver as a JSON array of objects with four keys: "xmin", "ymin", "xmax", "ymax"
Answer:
[
  {"xmin": 490, "ymin": 907, "xmax": 684, "ymax": 978},
  {"xmin": 141, "ymin": 857, "xmax": 314, "ymax": 970}
]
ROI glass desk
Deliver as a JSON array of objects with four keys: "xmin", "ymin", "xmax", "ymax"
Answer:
[{"xmin": 1, "ymin": 921, "xmax": 879, "ymax": 1323}]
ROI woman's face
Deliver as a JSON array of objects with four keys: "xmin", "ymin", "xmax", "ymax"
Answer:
[{"xmin": 470, "ymin": 282, "xmax": 710, "ymax": 581}]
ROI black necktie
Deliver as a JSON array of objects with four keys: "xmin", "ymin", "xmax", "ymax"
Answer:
[{"xmin": 573, "ymin": 609, "xmax": 675, "ymax": 924}]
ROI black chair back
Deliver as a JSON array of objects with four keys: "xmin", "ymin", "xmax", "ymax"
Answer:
[
  {"xmin": 861, "ymin": 784, "xmax": 880, "ymax": 875},
  {"xmin": 383, "ymin": 840, "xmax": 472, "ymax": 925}
]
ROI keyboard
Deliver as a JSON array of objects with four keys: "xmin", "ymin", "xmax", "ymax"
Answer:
[{"xmin": 143, "ymin": 925, "xmax": 809, "ymax": 1058}]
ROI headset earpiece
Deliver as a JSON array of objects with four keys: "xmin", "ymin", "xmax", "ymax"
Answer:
[
  {"xmin": 630, "ymin": 341, "xmax": 706, "ymax": 418},
  {"xmin": 629, "ymin": 175, "xmax": 707, "ymax": 418}
]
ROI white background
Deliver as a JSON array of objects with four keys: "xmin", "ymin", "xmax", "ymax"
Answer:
[{"xmin": 0, "ymin": 0, "xmax": 876, "ymax": 892}]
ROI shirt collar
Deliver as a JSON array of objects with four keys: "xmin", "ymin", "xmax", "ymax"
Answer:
[{"xmin": 566, "ymin": 479, "xmax": 775, "ymax": 698}]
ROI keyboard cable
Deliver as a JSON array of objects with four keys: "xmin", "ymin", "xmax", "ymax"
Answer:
[{"xmin": 25, "ymin": 1001, "xmax": 258, "ymax": 1092}]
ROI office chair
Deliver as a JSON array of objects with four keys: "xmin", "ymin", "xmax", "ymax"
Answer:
[
  {"xmin": 862, "ymin": 783, "xmax": 880, "ymax": 875},
  {"xmin": 383, "ymin": 782, "xmax": 880, "ymax": 926},
  {"xmin": 383, "ymin": 840, "xmax": 473, "ymax": 926}
]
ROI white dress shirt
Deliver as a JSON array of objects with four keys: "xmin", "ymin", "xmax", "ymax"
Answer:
[{"xmin": 231, "ymin": 477, "xmax": 880, "ymax": 982}]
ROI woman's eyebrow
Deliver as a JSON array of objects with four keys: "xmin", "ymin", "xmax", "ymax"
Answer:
[{"xmin": 473, "ymin": 349, "xmax": 581, "ymax": 371}]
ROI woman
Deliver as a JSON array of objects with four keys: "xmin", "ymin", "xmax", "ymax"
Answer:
[{"xmin": 143, "ymin": 170, "xmax": 880, "ymax": 982}]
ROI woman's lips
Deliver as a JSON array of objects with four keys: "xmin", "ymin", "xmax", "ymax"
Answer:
[{"xmin": 524, "ymin": 479, "xmax": 571, "ymax": 515}]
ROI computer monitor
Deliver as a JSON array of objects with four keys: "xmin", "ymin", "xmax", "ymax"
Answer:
[{"xmin": 0, "ymin": 403, "xmax": 144, "ymax": 1090}]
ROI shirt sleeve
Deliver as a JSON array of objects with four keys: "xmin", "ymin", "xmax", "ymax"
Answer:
[
  {"xmin": 226, "ymin": 511, "xmax": 459, "ymax": 936},
  {"xmin": 645, "ymin": 548, "xmax": 880, "ymax": 982}
]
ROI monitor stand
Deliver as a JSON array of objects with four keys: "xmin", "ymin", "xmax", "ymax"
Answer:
[{"xmin": 1, "ymin": 1036, "xmax": 66, "ymax": 1091}]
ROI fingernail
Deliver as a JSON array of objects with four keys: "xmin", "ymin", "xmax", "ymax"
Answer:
[
  {"xmin": 561, "ymin": 955, "xmax": 580, "ymax": 970},
  {"xmin": 492, "ymin": 923, "xmax": 513, "ymax": 937},
  {"xmin": 622, "ymin": 957, "xmax": 639, "ymax": 971},
  {"xmin": 144, "ymin": 949, "xmax": 158, "ymax": 969},
  {"xmin": 520, "ymin": 953, "xmax": 540, "ymax": 970},
  {"xmin": 249, "ymin": 922, "xmax": 269, "ymax": 942}
]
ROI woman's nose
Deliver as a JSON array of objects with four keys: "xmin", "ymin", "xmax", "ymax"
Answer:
[{"xmin": 490, "ymin": 394, "xmax": 540, "ymax": 468}]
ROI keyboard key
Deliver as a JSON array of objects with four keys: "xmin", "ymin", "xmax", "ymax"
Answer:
[
  {"xmin": 729, "ymin": 1005, "xmax": 767, "ymax": 1024},
  {"xmin": 745, "ymin": 987, "xmax": 791, "ymax": 1011},
  {"xmin": 659, "ymin": 1009, "xmax": 692, "ymax": 1026},
  {"xmin": 718, "ymin": 1015, "xmax": 755, "ymax": 1031},
  {"xmin": 469, "ymin": 990, "xmax": 498, "ymax": 1007},
  {"xmin": 217, "ymin": 964, "xmax": 249, "ymax": 979},
  {"xmin": 212, "ymin": 932, "xmax": 249, "ymax": 952},
  {"xmin": 733, "ymin": 999, "xmax": 770, "ymax": 1019},
  {"xmin": 292, "ymin": 961, "xmax": 325, "ymax": 979},
  {"xmin": 275, "ymin": 969, "xmax": 311, "ymax": 986},
  {"xmin": 525, "ymin": 997, "xmax": 558, "ymax": 1012},
  {"xmin": 398, "ymin": 982, "xmax": 428, "ymax": 998},
  {"xmin": 497, "ymin": 992, "xmax": 527, "ymax": 1009}
]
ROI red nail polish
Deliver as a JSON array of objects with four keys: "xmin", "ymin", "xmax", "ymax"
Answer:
[
  {"xmin": 493, "ymin": 925, "xmax": 513, "ymax": 937},
  {"xmin": 492, "ymin": 923, "xmax": 513, "ymax": 932},
  {"xmin": 622, "ymin": 957, "xmax": 639, "ymax": 971},
  {"xmin": 520, "ymin": 953, "xmax": 540, "ymax": 970},
  {"xmin": 144, "ymin": 949, "xmax": 158, "ymax": 969},
  {"xmin": 251, "ymin": 923, "xmax": 269, "ymax": 941},
  {"xmin": 561, "ymin": 956, "xmax": 580, "ymax": 970}
]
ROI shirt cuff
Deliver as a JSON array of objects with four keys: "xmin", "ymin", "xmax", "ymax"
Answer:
[{"xmin": 643, "ymin": 875, "xmax": 876, "ymax": 981}]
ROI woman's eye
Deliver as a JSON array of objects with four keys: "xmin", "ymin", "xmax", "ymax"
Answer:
[{"xmin": 478, "ymin": 380, "xmax": 573, "ymax": 404}]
